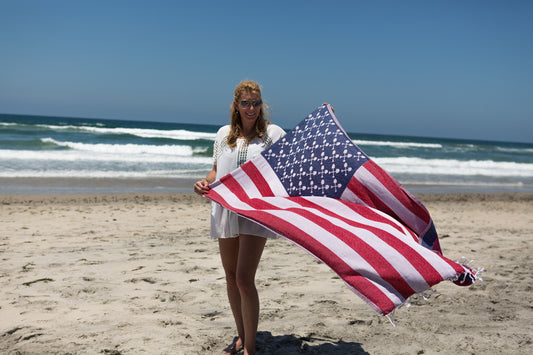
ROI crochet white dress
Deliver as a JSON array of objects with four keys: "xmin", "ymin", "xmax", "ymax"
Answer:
[{"xmin": 210, "ymin": 124, "xmax": 285, "ymax": 239}]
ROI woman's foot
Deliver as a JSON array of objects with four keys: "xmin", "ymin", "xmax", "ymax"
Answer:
[{"xmin": 222, "ymin": 337, "xmax": 243, "ymax": 354}]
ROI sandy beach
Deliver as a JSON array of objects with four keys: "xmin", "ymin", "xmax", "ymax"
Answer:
[{"xmin": 1, "ymin": 192, "xmax": 532, "ymax": 354}]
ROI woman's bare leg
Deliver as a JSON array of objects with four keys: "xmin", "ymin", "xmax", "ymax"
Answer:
[
  {"xmin": 219, "ymin": 235, "xmax": 266, "ymax": 355},
  {"xmin": 219, "ymin": 238, "xmax": 244, "ymax": 353},
  {"xmin": 236, "ymin": 235, "xmax": 266, "ymax": 355}
]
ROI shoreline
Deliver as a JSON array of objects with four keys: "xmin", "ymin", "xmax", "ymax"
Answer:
[
  {"xmin": 1, "ymin": 177, "xmax": 533, "ymax": 195},
  {"xmin": 2, "ymin": 191, "xmax": 533, "ymax": 204},
  {"xmin": 0, "ymin": 177, "xmax": 198, "ymax": 195}
]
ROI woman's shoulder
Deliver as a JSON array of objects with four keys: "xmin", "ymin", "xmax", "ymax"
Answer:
[
  {"xmin": 265, "ymin": 123, "xmax": 286, "ymax": 144},
  {"xmin": 215, "ymin": 125, "xmax": 231, "ymax": 140},
  {"xmin": 266, "ymin": 123, "xmax": 285, "ymax": 136},
  {"xmin": 216, "ymin": 125, "xmax": 230, "ymax": 134}
]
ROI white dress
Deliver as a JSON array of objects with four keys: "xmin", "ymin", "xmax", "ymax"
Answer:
[{"xmin": 210, "ymin": 124, "xmax": 286, "ymax": 239}]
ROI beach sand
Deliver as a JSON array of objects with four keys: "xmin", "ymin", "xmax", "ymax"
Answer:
[{"xmin": 1, "ymin": 192, "xmax": 532, "ymax": 354}]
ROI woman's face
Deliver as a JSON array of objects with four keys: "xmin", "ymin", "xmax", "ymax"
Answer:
[{"xmin": 236, "ymin": 90, "xmax": 262, "ymax": 126}]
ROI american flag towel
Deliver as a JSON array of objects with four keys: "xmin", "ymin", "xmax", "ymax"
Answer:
[{"xmin": 205, "ymin": 104, "xmax": 479, "ymax": 316}]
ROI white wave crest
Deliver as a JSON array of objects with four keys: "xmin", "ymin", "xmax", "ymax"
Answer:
[
  {"xmin": 353, "ymin": 139, "xmax": 442, "ymax": 149},
  {"xmin": 375, "ymin": 157, "xmax": 533, "ymax": 177},
  {"xmin": 0, "ymin": 169, "xmax": 208, "ymax": 178},
  {"xmin": 41, "ymin": 138, "xmax": 209, "ymax": 156},
  {"xmin": 0, "ymin": 148, "xmax": 213, "ymax": 164},
  {"xmin": 36, "ymin": 124, "xmax": 216, "ymax": 141}
]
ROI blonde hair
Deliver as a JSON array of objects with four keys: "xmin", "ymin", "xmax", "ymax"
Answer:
[{"xmin": 227, "ymin": 80, "xmax": 271, "ymax": 148}]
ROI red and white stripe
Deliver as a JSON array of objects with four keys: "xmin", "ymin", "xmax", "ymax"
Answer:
[
  {"xmin": 207, "ymin": 157, "xmax": 469, "ymax": 315},
  {"xmin": 342, "ymin": 160, "xmax": 442, "ymax": 253}
]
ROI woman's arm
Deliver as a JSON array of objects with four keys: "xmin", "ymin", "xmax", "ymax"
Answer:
[{"xmin": 193, "ymin": 164, "xmax": 217, "ymax": 195}]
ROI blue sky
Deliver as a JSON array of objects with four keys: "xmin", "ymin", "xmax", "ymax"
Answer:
[{"xmin": 1, "ymin": 0, "xmax": 532, "ymax": 143}]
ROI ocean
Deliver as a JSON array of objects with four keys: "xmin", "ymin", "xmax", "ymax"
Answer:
[{"xmin": 1, "ymin": 113, "xmax": 533, "ymax": 194}]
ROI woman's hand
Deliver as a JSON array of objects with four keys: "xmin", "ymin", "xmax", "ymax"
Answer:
[
  {"xmin": 194, "ymin": 178, "xmax": 211, "ymax": 195},
  {"xmin": 323, "ymin": 102, "xmax": 335, "ymax": 112}
]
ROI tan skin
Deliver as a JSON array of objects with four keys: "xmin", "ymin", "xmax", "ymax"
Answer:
[{"xmin": 194, "ymin": 90, "xmax": 265, "ymax": 355}]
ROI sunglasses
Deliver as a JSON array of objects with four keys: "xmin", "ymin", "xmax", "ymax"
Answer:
[{"xmin": 239, "ymin": 99, "xmax": 262, "ymax": 108}]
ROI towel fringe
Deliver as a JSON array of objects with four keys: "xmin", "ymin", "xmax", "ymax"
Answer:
[
  {"xmin": 385, "ymin": 309, "xmax": 396, "ymax": 327},
  {"xmin": 385, "ymin": 287, "xmax": 437, "ymax": 327},
  {"xmin": 405, "ymin": 296, "xmax": 412, "ymax": 309},
  {"xmin": 453, "ymin": 257, "xmax": 485, "ymax": 285},
  {"xmin": 421, "ymin": 287, "xmax": 436, "ymax": 301},
  {"xmin": 382, "ymin": 258, "xmax": 485, "ymax": 327}
]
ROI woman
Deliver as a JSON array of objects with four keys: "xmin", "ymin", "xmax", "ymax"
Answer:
[{"xmin": 194, "ymin": 80, "xmax": 285, "ymax": 355}]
